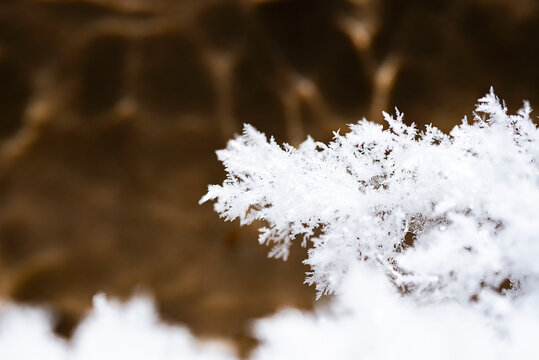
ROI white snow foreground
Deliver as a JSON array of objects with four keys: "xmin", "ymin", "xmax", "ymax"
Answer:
[
  {"xmin": 0, "ymin": 295, "xmax": 237, "ymax": 360},
  {"xmin": 1, "ymin": 90, "xmax": 538, "ymax": 359},
  {"xmin": 2, "ymin": 275, "xmax": 539, "ymax": 360},
  {"xmin": 252, "ymin": 265, "xmax": 539, "ymax": 360}
]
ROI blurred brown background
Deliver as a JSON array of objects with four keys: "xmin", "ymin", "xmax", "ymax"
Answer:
[{"xmin": 0, "ymin": 0, "xmax": 537, "ymax": 356}]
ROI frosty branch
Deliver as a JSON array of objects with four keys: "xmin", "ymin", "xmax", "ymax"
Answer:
[{"xmin": 201, "ymin": 89, "xmax": 538, "ymax": 306}]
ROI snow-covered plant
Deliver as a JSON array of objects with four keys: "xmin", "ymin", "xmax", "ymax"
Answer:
[
  {"xmin": 200, "ymin": 90, "xmax": 539, "ymax": 358},
  {"xmin": 201, "ymin": 89, "xmax": 539, "ymax": 308},
  {"xmin": 1, "ymin": 90, "xmax": 538, "ymax": 360}
]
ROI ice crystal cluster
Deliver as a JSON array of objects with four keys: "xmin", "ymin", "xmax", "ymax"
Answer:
[{"xmin": 201, "ymin": 89, "xmax": 538, "ymax": 303}]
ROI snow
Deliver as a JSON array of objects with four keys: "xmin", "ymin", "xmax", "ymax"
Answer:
[{"xmin": 0, "ymin": 295, "xmax": 236, "ymax": 360}]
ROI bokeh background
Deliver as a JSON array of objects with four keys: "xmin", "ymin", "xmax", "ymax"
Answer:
[{"xmin": 0, "ymin": 0, "xmax": 537, "ymax": 356}]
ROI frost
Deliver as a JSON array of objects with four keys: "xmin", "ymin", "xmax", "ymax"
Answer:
[{"xmin": 202, "ymin": 88, "xmax": 539, "ymax": 309}]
